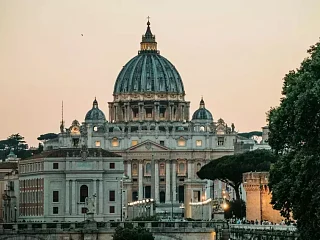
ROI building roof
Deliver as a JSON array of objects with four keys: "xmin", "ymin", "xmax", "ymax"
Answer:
[
  {"xmin": 113, "ymin": 20, "xmax": 185, "ymax": 95},
  {"xmin": 24, "ymin": 148, "xmax": 121, "ymax": 160}
]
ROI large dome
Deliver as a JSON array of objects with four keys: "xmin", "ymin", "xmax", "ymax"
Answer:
[{"xmin": 113, "ymin": 20, "xmax": 185, "ymax": 95}]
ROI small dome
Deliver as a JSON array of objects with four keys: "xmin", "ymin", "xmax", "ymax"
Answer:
[
  {"xmin": 192, "ymin": 97, "xmax": 213, "ymax": 121},
  {"xmin": 85, "ymin": 98, "xmax": 106, "ymax": 121}
]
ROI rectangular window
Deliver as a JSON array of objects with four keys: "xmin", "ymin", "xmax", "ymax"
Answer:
[
  {"xmin": 110, "ymin": 163, "xmax": 115, "ymax": 169},
  {"xmin": 133, "ymin": 108, "xmax": 139, "ymax": 118},
  {"xmin": 146, "ymin": 108, "xmax": 152, "ymax": 118},
  {"xmin": 160, "ymin": 141, "xmax": 165, "ymax": 146},
  {"xmin": 95, "ymin": 141, "xmax": 101, "ymax": 147},
  {"xmin": 109, "ymin": 190, "xmax": 115, "ymax": 201},
  {"xmin": 53, "ymin": 163, "xmax": 59, "ymax": 169},
  {"xmin": 159, "ymin": 108, "xmax": 166, "ymax": 118},
  {"xmin": 53, "ymin": 207, "xmax": 58, "ymax": 214},
  {"xmin": 196, "ymin": 140, "xmax": 202, "ymax": 147},
  {"xmin": 109, "ymin": 206, "xmax": 115, "ymax": 213},
  {"xmin": 218, "ymin": 137, "xmax": 224, "ymax": 146},
  {"xmin": 131, "ymin": 140, "xmax": 138, "ymax": 146},
  {"xmin": 53, "ymin": 191, "xmax": 59, "ymax": 202}
]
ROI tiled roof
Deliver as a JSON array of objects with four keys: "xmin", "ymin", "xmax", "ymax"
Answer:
[{"xmin": 24, "ymin": 148, "xmax": 121, "ymax": 160}]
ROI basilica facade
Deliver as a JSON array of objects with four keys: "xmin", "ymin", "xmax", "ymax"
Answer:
[{"xmin": 44, "ymin": 20, "xmax": 237, "ymax": 219}]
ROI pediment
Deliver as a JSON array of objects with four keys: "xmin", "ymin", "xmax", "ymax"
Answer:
[{"xmin": 126, "ymin": 140, "xmax": 170, "ymax": 152}]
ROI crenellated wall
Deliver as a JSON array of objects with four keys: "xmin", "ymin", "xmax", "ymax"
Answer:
[{"xmin": 243, "ymin": 172, "xmax": 283, "ymax": 223}]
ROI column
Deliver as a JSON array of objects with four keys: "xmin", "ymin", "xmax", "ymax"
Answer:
[
  {"xmin": 93, "ymin": 179, "xmax": 97, "ymax": 196},
  {"xmin": 188, "ymin": 160, "xmax": 193, "ymax": 179},
  {"xmin": 172, "ymin": 160, "xmax": 177, "ymax": 202},
  {"xmin": 138, "ymin": 160, "xmax": 143, "ymax": 200},
  {"xmin": 127, "ymin": 160, "xmax": 132, "ymax": 179},
  {"xmin": 99, "ymin": 180, "xmax": 103, "ymax": 214},
  {"xmin": 154, "ymin": 160, "xmax": 160, "ymax": 202},
  {"xmin": 71, "ymin": 180, "xmax": 76, "ymax": 215},
  {"xmin": 205, "ymin": 180, "xmax": 211, "ymax": 199},
  {"xmin": 165, "ymin": 160, "xmax": 171, "ymax": 203},
  {"xmin": 65, "ymin": 180, "xmax": 70, "ymax": 214}
]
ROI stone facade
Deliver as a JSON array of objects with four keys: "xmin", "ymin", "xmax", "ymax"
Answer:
[
  {"xmin": 42, "ymin": 20, "xmax": 238, "ymax": 219},
  {"xmin": 243, "ymin": 172, "xmax": 282, "ymax": 223},
  {"xmin": 18, "ymin": 148, "xmax": 124, "ymax": 222}
]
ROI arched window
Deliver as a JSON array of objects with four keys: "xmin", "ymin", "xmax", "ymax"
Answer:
[
  {"xmin": 199, "ymin": 126, "xmax": 205, "ymax": 132},
  {"xmin": 196, "ymin": 163, "xmax": 202, "ymax": 172},
  {"xmin": 111, "ymin": 138, "xmax": 119, "ymax": 147},
  {"xmin": 80, "ymin": 185, "xmax": 88, "ymax": 203},
  {"xmin": 145, "ymin": 163, "xmax": 151, "ymax": 176},
  {"xmin": 159, "ymin": 163, "xmax": 165, "ymax": 176},
  {"xmin": 132, "ymin": 163, "xmax": 138, "ymax": 176},
  {"xmin": 160, "ymin": 191, "xmax": 166, "ymax": 203},
  {"xmin": 179, "ymin": 162, "xmax": 185, "ymax": 174},
  {"xmin": 177, "ymin": 137, "xmax": 186, "ymax": 147}
]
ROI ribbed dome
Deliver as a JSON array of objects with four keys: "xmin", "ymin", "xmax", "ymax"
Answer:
[
  {"xmin": 113, "ymin": 20, "xmax": 184, "ymax": 95},
  {"xmin": 192, "ymin": 98, "xmax": 213, "ymax": 121},
  {"xmin": 85, "ymin": 98, "xmax": 106, "ymax": 121}
]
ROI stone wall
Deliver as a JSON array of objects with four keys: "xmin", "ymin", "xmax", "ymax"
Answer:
[{"xmin": 243, "ymin": 172, "xmax": 282, "ymax": 223}]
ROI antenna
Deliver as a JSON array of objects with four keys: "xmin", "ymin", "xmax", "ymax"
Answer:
[
  {"xmin": 60, "ymin": 101, "xmax": 65, "ymax": 133},
  {"xmin": 62, "ymin": 101, "xmax": 64, "ymax": 123}
]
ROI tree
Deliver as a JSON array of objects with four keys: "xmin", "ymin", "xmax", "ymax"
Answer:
[
  {"xmin": 268, "ymin": 40, "xmax": 320, "ymax": 239},
  {"xmin": 37, "ymin": 133, "xmax": 58, "ymax": 142},
  {"xmin": 197, "ymin": 149, "xmax": 277, "ymax": 200},
  {"xmin": 113, "ymin": 225, "xmax": 154, "ymax": 240},
  {"xmin": 0, "ymin": 133, "xmax": 30, "ymax": 160}
]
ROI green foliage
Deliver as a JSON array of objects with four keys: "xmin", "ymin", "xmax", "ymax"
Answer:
[
  {"xmin": 113, "ymin": 225, "xmax": 154, "ymax": 240},
  {"xmin": 268, "ymin": 40, "xmax": 320, "ymax": 239},
  {"xmin": 238, "ymin": 131, "xmax": 262, "ymax": 139},
  {"xmin": 37, "ymin": 133, "xmax": 58, "ymax": 141},
  {"xmin": 197, "ymin": 149, "xmax": 277, "ymax": 200}
]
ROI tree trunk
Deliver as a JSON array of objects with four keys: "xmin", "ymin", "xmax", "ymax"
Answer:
[{"xmin": 234, "ymin": 184, "xmax": 241, "ymax": 200}]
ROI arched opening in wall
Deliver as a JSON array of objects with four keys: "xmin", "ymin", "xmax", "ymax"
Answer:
[
  {"xmin": 159, "ymin": 163, "xmax": 165, "ymax": 176},
  {"xmin": 93, "ymin": 126, "xmax": 98, "ymax": 132},
  {"xmin": 160, "ymin": 191, "xmax": 165, "ymax": 203},
  {"xmin": 159, "ymin": 108, "xmax": 166, "ymax": 119},
  {"xmin": 145, "ymin": 163, "xmax": 151, "ymax": 176},
  {"xmin": 132, "ymin": 163, "xmax": 138, "ymax": 176},
  {"xmin": 196, "ymin": 163, "xmax": 201, "ymax": 172},
  {"xmin": 199, "ymin": 126, "xmax": 205, "ymax": 132},
  {"xmin": 178, "ymin": 185, "xmax": 184, "ymax": 203},
  {"xmin": 132, "ymin": 191, "xmax": 138, "ymax": 201},
  {"xmin": 80, "ymin": 185, "xmax": 88, "ymax": 203},
  {"xmin": 177, "ymin": 137, "xmax": 186, "ymax": 147},
  {"xmin": 145, "ymin": 108, "xmax": 153, "ymax": 119},
  {"xmin": 145, "ymin": 186, "xmax": 151, "ymax": 199},
  {"xmin": 111, "ymin": 138, "xmax": 119, "ymax": 147},
  {"xmin": 178, "ymin": 162, "xmax": 186, "ymax": 175}
]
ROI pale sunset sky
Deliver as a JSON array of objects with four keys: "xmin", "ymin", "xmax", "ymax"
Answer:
[{"xmin": 0, "ymin": 0, "xmax": 320, "ymax": 147}]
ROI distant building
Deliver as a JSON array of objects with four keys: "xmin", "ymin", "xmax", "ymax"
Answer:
[
  {"xmin": 18, "ymin": 147, "xmax": 123, "ymax": 222},
  {"xmin": 0, "ymin": 159, "xmax": 18, "ymax": 222},
  {"xmin": 235, "ymin": 126, "xmax": 271, "ymax": 154}
]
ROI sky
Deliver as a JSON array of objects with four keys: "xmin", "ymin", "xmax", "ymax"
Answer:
[{"xmin": 0, "ymin": 0, "xmax": 319, "ymax": 147}]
